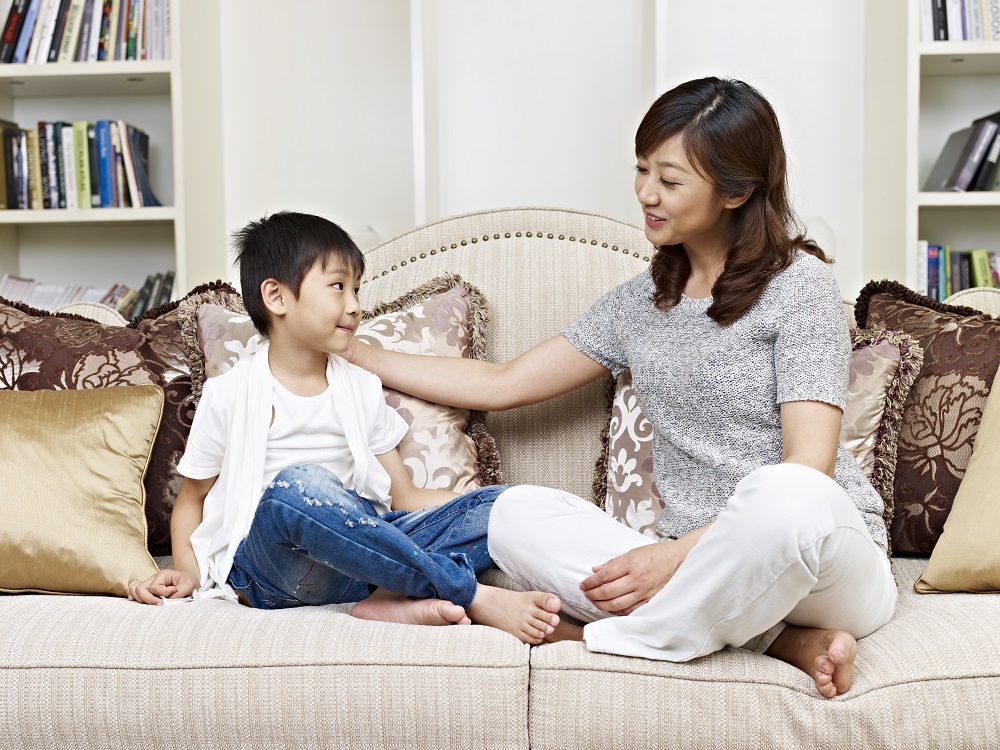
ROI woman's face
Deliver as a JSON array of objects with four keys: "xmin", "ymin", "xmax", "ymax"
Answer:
[{"xmin": 634, "ymin": 135, "xmax": 736, "ymax": 256}]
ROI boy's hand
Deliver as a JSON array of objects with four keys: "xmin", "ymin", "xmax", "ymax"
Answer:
[{"xmin": 127, "ymin": 569, "xmax": 197, "ymax": 605}]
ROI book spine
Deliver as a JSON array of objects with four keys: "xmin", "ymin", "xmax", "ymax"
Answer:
[
  {"xmin": 971, "ymin": 130, "xmax": 1000, "ymax": 190},
  {"xmin": 72, "ymin": 121, "xmax": 89, "ymax": 209},
  {"xmin": 123, "ymin": 0, "xmax": 137, "ymax": 59},
  {"xmin": 946, "ymin": 0, "xmax": 964, "ymax": 38},
  {"xmin": 59, "ymin": 122, "xmax": 76, "ymax": 209},
  {"xmin": 116, "ymin": 118, "xmax": 139, "ymax": 206},
  {"xmin": 42, "ymin": 120, "xmax": 57, "ymax": 207},
  {"xmin": 95, "ymin": 0, "xmax": 109, "ymax": 59},
  {"xmin": 157, "ymin": 267, "xmax": 173, "ymax": 305},
  {"xmin": 46, "ymin": 0, "xmax": 71, "ymax": 62},
  {"xmin": 56, "ymin": 0, "xmax": 83, "ymax": 62},
  {"xmin": 970, "ymin": 248, "xmax": 995, "ymax": 287},
  {"xmin": 989, "ymin": 0, "xmax": 1000, "ymax": 40},
  {"xmin": 928, "ymin": 245, "xmax": 941, "ymax": 301},
  {"xmin": 110, "ymin": 121, "xmax": 125, "ymax": 206},
  {"xmin": 33, "ymin": 0, "xmax": 62, "ymax": 62},
  {"xmin": 36, "ymin": 121, "xmax": 49, "ymax": 208},
  {"xmin": 112, "ymin": 0, "xmax": 126, "ymax": 59},
  {"xmin": 950, "ymin": 120, "xmax": 999, "ymax": 191},
  {"xmin": 84, "ymin": 0, "xmax": 98, "ymax": 58},
  {"xmin": 74, "ymin": 0, "xmax": 93, "ymax": 61},
  {"xmin": 3, "ymin": 130, "xmax": 17, "ymax": 209},
  {"xmin": 86, "ymin": 121, "xmax": 99, "ymax": 206},
  {"xmin": 0, "ymin": 0, "xmax": 29, "ymax": 63},
  {"xmin": 916, "ymin": 239, "xmax": 929, "ymax": 297},
  {"xmin": 134, "ymin": 127, "xmax": 158, "ymax": 206},
  {"xmin": 965, "ymin": 0, "xmax": 985, "ymax": 39},
  {"xmin": 921, "ymin": 0, "xmax": 935, "ymax": 40},
  {"xmin": 25, "ymin": 127, "xmax": 41, "ymax": 209},
  {"xmin": 0, "ymin": 125, "xmax": 9, "ymax": 210},
  {"xmin": 95, "ymin": 119, "xmax": 113, "ymax": 207},
  {"xmin": 25, "ymin": 0, "xmax": 53, "ymax": 62},
  {"xmin": 989, "ymin": 251, "xmax": 1000, "ymax": 284},
  {"xmin": 933, "ymin": 0, "xmax": 950, "ymax": 39},
  {"xmin": 12, "ymin": 0, "xmax": 41, "ymax": 63}
]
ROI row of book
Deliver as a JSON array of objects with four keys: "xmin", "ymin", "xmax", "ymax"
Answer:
[
  {"xmin": 923, "ymin": 110, "xmax": 1000, "ymax": 192},
  {"xmin": 0, "ymin": 0, "xmax": 169, "ymax": 65},
  {"xmin": 0, "ymin": 268, "xmax": 173, "ymax": 316},
  {"xmin": 920, "ymin": 0, "xmax": 1000, "ymax": 41},
  {"xmin": 0, "ymin": 117, "xmax": 160, "ymax": 210},
  {"xmin": 915, "ymin": 241, "xmax": 1000, "ymax": 301}
]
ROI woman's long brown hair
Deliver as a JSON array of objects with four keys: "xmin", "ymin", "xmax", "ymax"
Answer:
[{"xmin": 637, "ymin": 78, "xmax": 827, "ymax": 325}]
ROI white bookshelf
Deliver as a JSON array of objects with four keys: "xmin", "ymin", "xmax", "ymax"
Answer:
[
  {"xmin": 864, "ymin": 2, "xmax": 1000, "ymax": 290},
  {"xmin": 0, "ymin": 0, "xmax": 226, "ymax": 299}
]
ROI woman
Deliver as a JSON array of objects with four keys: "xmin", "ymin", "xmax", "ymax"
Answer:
[{"xmin": 347, "ymin": 77, "xmax": 896, "ymax": 698}]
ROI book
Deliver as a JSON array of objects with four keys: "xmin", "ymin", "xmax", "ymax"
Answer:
[
  {"xmin": 946, "ymin": 0, "xmax": 964, "ymax": 39},
  {"xmin": 123, "ymin": 0, "xmax": 138, "ymax": 59},
  {"xmin": 86, "ymin": 121, "xmax": 99, "ymax": 207},
  {"xmin": 40, "ymin": 120, "xmax": 57, "ymax": 208},
  {"xmin": 988, "ymin": 0, "xmax": 1000, "ymax": 40},
  {"xmin": 56, "ymin": 0, "xmax": 84, "ymax": 62},
  {"xmin": 72, "ymin": 121, "xmax": 90, "ymax": 209},
  {"xmin": 949, "ymin": 244, "xmax": 963, "ymax": 295},
  {"xmin": 110, "ymin": 121, "xmax": 127, "ymax": 206},
  {"xmin": 95, "ymin": 119, "xmax": 113, "ymax": 207},
  {"xmin": 59, "ymin": 122, "xmax": 76, "ymax": 209},
  {"xmin": 965, "ymin": 0, "xmax": 985, "ymax": 40},
  {"xmin": 46, "ymin": 0, "xmax": 72, "ymax": 62},
  {"xmin": 0, "ymin": 118, "xmax": 19, "ymax": 209},
  {"xmin": 916, "ymin": 239, "xmax": 929, "ymax": 297},
  {"xmin": 0, "ymin": 0, "xmax": 28, "ymax": 63},
  {"xmin": 83, "ymin": 0, "xmax": 98, "ymax": 59},
  {"xmin": 989, "ymin": 251, "xmax": 1000, "ymax": 284},
  {"xmin": 24, "ymin": 0, "xmax": 54, "ymax": 62},
  {"xmin": 928, "ymin": 244, "xmax": 942, "ymax": 301},
  {"xmin": 969, "ymin": 248, "xmax": 996, "ymax": 287},
  {"xmin": 127, "ymin": 123, "xmax": 159, "ymax": 206},
  {"xmin": 11, "ymin": 0, "xmax": 42, "ymax": 63},
  {"xmin": 146, "ymin": 270, "xmax": 163, "ymax": 309},
  {"xmin": 3, "ymin": 127, "xmax": 27, "ymax": 208},
  {"xmin": 74, "ymin": 0, "xmax": 93, "ymax": 61},
  {"xmin": 52, "ymin": 120, "xmax": 66, "ymax": 208},
  {"xmin": 112, "ymin": 0, "xmax": 125, "ymax": 60},
  {"xmin": 95, "ymin": 0, "xmax": 111, "ymax": 59},
  {"xmin": 25, "ymin": 127, "xmax": 41, "ymax": 209},
  {"xmin": 32, "ymin": 0, "xmax": 62, "ymax": 63},
  {"xmin": 156, "ymin": 268, "xmax": 173, "ymax": 305},
  {"xmin": 923, "ymin": 119, "xmax": 1000, "ymax": 191},
  {"xmin": 970, "ymin": 130, "xmax": 1000, "ymax": 190},
  {"xmin": 126, "ymin": 272, "xmax": 155, "ymax": 318},
  {"xmin": 116, "ymin": 118, "xmax": 139, "ymax": 206},
  {"xmin": 932, "ymin": 0, "xmax": 949, "ymax": 40}
]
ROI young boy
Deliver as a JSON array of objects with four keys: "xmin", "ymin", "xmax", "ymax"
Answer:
[{"xmin": 128, "ymin": 211, "xmax": 561, "ymax": 644}]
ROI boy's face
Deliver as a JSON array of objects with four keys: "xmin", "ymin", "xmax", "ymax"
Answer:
[{"xmin": 281, "ymin": 255, "xmax": 361, "ymax": 355}]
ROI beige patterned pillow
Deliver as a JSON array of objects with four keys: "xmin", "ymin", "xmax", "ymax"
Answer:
[
  {"xmin": 185, "ymin": 275, "xmax": 501, "ymax": 492},
  {"xmin": 595, "ymin": 328, "xmax": 923, "ymax": 541}
]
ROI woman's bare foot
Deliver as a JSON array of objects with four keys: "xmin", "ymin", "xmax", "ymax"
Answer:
[
  {"xmin": 543, "ymin": 619, "xmax": 584, "ymax": 644},
  {"xmin": 351, "ymin": 588, "xmax": 470, "ymax": 626},
  {"xmin": 765, "ymin": 625, "xmax": 857, "ymax": 698},
  {"xmin": 467, "ymin": 585, "xmax": 562, "ymax": 644}
]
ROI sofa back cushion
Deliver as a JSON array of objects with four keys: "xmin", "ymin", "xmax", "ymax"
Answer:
[{"xmin": 360, "ymin": 208, "xmax": 650, "ymax": 499}]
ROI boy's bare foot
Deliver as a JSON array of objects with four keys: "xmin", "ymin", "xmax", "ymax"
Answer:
[
  {"xmin": 543, "ymin": 619, "xmax": 584, "ymax": 644},
  {"xmin": 467, "ymin": 586, "xmax": 562, "ymax": 645},
  {"xmin": 352, "ymin": 589, "xmax": 470, "ymax": 626},
  {"xmin": 765, "ymin": 625, "xmax": 857, "ymax": 698}
]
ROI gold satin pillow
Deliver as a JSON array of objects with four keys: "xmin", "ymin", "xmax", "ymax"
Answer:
[
  {"xmin": 916, "ymin": 381, "xmax": 1000, "ymax": 593},
  {"xmin": 0, "ymin": 386, "xmax": 163, "ymax": 596}
]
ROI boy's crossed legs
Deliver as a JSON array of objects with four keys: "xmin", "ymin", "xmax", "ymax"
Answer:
[{"xmin": 228, "ymin": 464, "xmax": 560, "ymax": 644}]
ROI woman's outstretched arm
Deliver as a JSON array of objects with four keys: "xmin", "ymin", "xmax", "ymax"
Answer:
[{"xmin": 346, "ymin": 334, "xmax": 609, "ymax": 411}]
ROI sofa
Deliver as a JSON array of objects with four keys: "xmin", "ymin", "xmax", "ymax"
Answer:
[{"xmin": 2, "ymin": 206, "xmax": 1000, "ymax": 749}]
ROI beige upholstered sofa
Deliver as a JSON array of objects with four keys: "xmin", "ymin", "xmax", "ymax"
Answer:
[{"xmin": 3, "ymin": 207, "xmax": 1000, "ymax": 749}]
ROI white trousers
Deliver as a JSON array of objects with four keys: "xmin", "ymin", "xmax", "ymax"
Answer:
[{"xmin": 488, "ymin": 463, "xmax": 897, "ymax": 662}]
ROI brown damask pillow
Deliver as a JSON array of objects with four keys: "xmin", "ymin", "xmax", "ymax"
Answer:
[
  {"xmin": 0, "ymin": 281, "xmax": 242, "ymax": 556},
  {"xmin": 856, "ymin": 280, "xmax": 1000, "ymax": 555}
]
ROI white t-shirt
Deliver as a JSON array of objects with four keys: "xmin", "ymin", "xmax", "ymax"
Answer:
[{"xmin": 179, "ymin": 362, "xmax": 408, "ymax": 510}]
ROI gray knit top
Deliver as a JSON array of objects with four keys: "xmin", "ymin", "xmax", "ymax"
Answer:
[{"xmin": 563, "ymin": 251, "xmax": 887, "ymax": 551}]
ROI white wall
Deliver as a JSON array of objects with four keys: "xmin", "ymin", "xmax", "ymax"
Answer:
[
  {"xmin": 218, "ymin": 0, "xmax": 414, "ymax": 272},
  {"xmin": 660, "ymin": 0, "xmax": 867, "ymax": 297},
  {"xmin": 217, "ymin": 0, "xmax": 868, "ymax": 296}
]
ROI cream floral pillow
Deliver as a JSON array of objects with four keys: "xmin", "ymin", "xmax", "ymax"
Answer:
[
  {"xmin": 596, "ymin": 328, "xmax": 923, "ymax": 540},
  {"xmin": 185, "ymin": 275, "xmax": 501, "ymax": 493}
]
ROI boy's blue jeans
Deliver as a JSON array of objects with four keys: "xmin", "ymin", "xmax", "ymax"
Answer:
[{"xmin": 227, "ymin": 464, "xmax": 508, "ymax": 610}]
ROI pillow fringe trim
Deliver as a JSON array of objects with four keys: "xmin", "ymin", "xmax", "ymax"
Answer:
[{"xmin": 854, "ymin": 279, "xmax": 991, "ymax": 328}]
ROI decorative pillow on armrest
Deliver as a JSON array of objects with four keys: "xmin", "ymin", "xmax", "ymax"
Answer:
[
  {"xmin": 184, "ymin": 274, "xmax": 502, "ymax": 492},
  {"xmin": 594, "ymin": 327, "xmax": 923, "ymax": 541},
  {"xmin": 855, "ymin": 280, "xmax": 1000, "ymax": 555},
  {"xmin": 0, "ymin": 282, "xmax": 244, "ymax": 556},
  {"xmin": 0, "ymin": 386, "xmax": 162, "ymax": 596},
  {"xmin": 915, "ymin": 380, "xmax": 1000, "ymax": 592}
]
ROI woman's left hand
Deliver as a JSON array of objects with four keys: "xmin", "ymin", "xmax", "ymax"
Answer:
[{"xmin": 579, "ymin": 541, "xmax": 687, "ymax": 615}]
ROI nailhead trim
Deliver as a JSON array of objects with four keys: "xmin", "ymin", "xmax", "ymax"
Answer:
[{"xmin": 365, "ymin": 230, "xmax": 650, "ymax": 282}]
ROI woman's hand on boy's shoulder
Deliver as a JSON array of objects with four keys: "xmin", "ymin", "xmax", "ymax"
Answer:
[{"xmin": 127, "ymin": 569, "xmax": 197, "ymax": 605}]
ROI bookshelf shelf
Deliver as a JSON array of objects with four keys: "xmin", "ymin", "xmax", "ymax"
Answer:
[
  {"xmin": 917, "ymin": 191, "xmax": 1000, "ymax": 207},
  {"xmin": 0, "ymin": 207, "xmax": 176, "ymax": 225},
  {"xmin": 918, "ymin": 42, "xmax": 1000, "ymax": 75},
  {"xmin": 0, "ymin": 62, "xmax": 174, "ymax": 97}
]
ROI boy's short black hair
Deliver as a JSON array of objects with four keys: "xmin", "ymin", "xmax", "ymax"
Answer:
[{"xmin": 232, "ymin": 211, "xmax": 365, "ymax": 335}]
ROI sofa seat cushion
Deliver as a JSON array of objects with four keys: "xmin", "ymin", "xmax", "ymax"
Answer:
[
  {"xmin": 527, "ymin": 557, "xmax": 1000, "ymax": 750},
  {"xmin": 0, "ymin": 595, "xmax": 528, "ymax": 749}
]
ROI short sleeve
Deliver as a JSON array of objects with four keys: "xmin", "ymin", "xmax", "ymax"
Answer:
[
  {"xmin": 561, "ymin": 275, "xmax": 645, "ymax": 376},
  {"xmin": 773, "ymin": 256, "xmax": 851, "ymax": 410},
  {"xmin": 177, "ymin": 377, "xmax": 228, "ymax": 480},
  {"xmin": 362, "ymin": 374, "xmax": 410, "ymax": 456}
]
